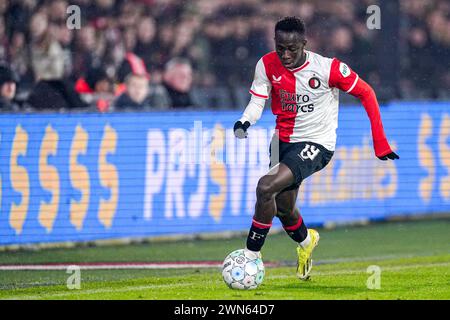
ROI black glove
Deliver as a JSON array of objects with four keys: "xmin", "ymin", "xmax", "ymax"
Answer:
[
  {"xmin": 233, "ymin": 121, "xmax": 251, "ymax": 139},
  {"xmin": 377, "ymin": 151, "xmax": 400, "ymax": 161}
]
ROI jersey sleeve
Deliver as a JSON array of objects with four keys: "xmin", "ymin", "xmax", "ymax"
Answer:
[
  {"xmin": 348, "ymin": 78, "xmax": 393, "ymax": 157},
  {"xmin": 329, "ymin": 58, "xmax": 393, "ymax": 157},
  {"xmin": 249, "ymin": 58, "xmax": 271, "ymax": 99},
  {"xmin": 328, "ymin": 58, "xmax": 360, "ymax": 94}
]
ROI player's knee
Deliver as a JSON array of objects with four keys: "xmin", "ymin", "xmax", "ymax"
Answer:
[{"xmin": 256, "ymin": 177, "xmax": 276, "ymax": 202}]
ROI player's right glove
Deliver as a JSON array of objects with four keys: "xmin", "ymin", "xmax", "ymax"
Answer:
[{"xmin": 233, "ymin": 120, "xmax": 251, "ymax": 139}]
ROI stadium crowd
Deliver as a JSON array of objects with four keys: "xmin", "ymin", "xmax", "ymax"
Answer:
[{"xmin": 0, "ymin": 0, "xmax": 449, "ymax": 112}]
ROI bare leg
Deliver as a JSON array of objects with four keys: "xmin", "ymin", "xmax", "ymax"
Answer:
[
  {"xmin": 275, "ymin": 188, "xmax": 300, "ymax": 226},
  {"xmin": 246, "ymin": 163, "xmax": 295, "ymax": 252},
  {"xmin": 276, "ymin": 187, "xmax": 309, "ymax": 244},
  {"xmin": 253, "ymin": 163, "xmax": 296, "ymax": 224}
]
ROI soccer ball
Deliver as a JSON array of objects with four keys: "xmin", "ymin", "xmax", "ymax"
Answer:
[{"xmin": 222, "ymin": 249, "xmax": 265, "ymax": 290}]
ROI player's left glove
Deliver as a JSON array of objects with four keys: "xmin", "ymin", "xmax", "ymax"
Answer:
[
  {"xmin": 377, "ymin": 151, "xmax": 399, "ymax": 161},
  {"xmin": 233, "ymin": 120, "xmax": 250, "ymax": 139},
  {"xmin": 374, "ymin": 138, "xmax": 399, "ymax": 161}
]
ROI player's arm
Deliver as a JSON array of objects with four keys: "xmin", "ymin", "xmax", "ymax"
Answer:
[
  {"xmin": 234, "ymin": 95, "xmax": 266, "ymax": 138},
  {"xmin": 234, "ymin": 58, "xmax": 271, "ymax": 139},
  {"xmin": 329, "ymin": 59, "xmax": 399, "ymax": 160},
  {"xmin": 347, "ymin": 78, "xmax": 399, "ymax": 160}
]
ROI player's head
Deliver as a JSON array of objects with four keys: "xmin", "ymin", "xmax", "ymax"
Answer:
[{"xmin": 274, "ymin": 16, "xmax": 307, "ymax": 69}]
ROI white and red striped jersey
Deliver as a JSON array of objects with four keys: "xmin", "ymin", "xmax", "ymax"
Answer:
[{"xmin": 249, "ymin": 50, "xmax": 359, "ymax": 151}]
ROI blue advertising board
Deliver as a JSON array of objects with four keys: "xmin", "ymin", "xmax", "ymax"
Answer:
[{"xmin": 0, "ymin": 101, "xmax": 448, "ymax": 245}]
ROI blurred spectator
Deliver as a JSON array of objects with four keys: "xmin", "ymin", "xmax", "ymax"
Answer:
[
  {"xmin": 0, "ymin": 65, "xmax": 20, "ymax": 112},
  {"xmin": 0, "ymin": 16, "xmax": 7, "ymax": 61},
  {"xmin": 75, "ymin": 66, "xmax": 114, "ymax": 112},
  {"xmin": 54, "ymin": 22, "xmax": 74, "ymax": 78},
  {"xmin": 329, "ymin": 26, "xmax": 354, "ymax": 65},
  {"xmin": 152, "ymin": 23, "xmax": 175, "ymax": 72},
  {"xmin": 24, "ymin": 9, "xmax": 87, "ymax": 111},
  {"xmin": 72, "ymin": 24, "xmax": 100, "ymax": 79},
  {"xmin": 29, "ymin": 12, "xmax": 65, "ymax": 81},
  {"xmin": 400, "ymin": 1, "xmax": 450, "ymax": 98},
  {"xmin": 76, "ymin": 67, "xmax": 112, "ymax": 94},
  {"xmin": 117, "ymin": 52, "xmax": 149, "ymax": 83},
  {"xmin": 160, "ymin": 57, "xmax": 195, "ymax": 108},
  {"xmin": 134, "ymin": 16, "xmax": 158, "ymax": 70},
  {"xmin": 113, "ymin": 73, "xmax": 152, "ymax": 110},
  {"xmin": 8, "ymin": 31, "xmax": 33, "ymax": 88},
  {"xmin": 26, "ymin": 79, "xmax": 88, "ymax": 111},
  {"xmin": 116, "ymin": 51, "xmax": 150, "ymax": 98}
]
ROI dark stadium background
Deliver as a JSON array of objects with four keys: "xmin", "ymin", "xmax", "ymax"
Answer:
[
  {"xmin": 0, "ymin": 0, "xmax": 449, "ymax": 112},
  {"xmin": 0, "ymin": 0, "xmax": 449, "ymax": 301}
]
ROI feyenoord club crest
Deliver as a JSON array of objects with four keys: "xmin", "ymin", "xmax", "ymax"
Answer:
[{"xmin": 308, "ymin": 77, "xmax": 321, "ymax": 89}]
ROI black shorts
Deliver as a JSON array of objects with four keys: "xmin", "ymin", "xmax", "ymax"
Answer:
[{"xmin": 269, "ymin": 138, "xmax": 334, "ymax": 190}]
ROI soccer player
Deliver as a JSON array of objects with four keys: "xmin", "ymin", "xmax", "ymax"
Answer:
[{"xmin": 233, "ymin": 17, "xmax": 399, "ymax": 280}]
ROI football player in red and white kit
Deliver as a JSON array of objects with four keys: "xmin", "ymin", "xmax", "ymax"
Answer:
[{"xmin": 233, "ymin": 17, "xmax": 399, "ymax": 280}]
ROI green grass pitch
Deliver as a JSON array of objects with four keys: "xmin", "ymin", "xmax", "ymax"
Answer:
[{"xmin": 0, "ymin": 219, "xmax": 449, "ymax": 300}]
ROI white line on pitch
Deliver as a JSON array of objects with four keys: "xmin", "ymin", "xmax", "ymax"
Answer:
[
  {"xmin": 0, "ymin": 263, "xmax": 222, "ymax": 271},
  {"xmin": 2, "ymin": 282, "xmax": 199, "ymax": 300}
]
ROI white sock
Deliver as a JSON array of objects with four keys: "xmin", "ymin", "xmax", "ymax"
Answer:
[
  {"xmin": 244, "ymin": 247, "xmax": 261, "ymax": 259},
  {"xmin": 299, "ymin": 231, "xmax": 311, "ymax": 248}
]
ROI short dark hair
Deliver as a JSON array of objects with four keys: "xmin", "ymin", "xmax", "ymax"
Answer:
[
  {"xmin": 85, "ymin": 67, "xmax": 109, "ymax": 89},
  {"xmin": 0, "ymin": 65, "xmax": 19, "ymax": 86},
  {"xmin": 275, "ymin": 16, "xmax": 306, "ymax": 36}
]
